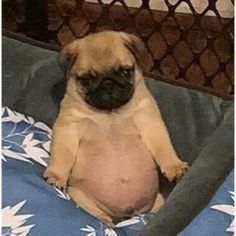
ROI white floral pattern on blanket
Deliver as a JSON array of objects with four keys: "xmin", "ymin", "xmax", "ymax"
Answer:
[
  {"xmin": 2, "ymin": 106, "xmax": 234, "ymax": 236},
  {"xmin": 2, "ymin": 201, "xmax": 34, "ymax": 236},
  {"xmin": 2, "ymin": 107, "xmax": 51, "ymax": 166},
  {"xmin": 211, "ymin": 191, "xmax": 235, "ymax": 235}
]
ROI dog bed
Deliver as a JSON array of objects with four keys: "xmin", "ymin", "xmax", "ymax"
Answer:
[{"xmin": 2, "ymin": 34, "xmax": 234, "ymax": 236}]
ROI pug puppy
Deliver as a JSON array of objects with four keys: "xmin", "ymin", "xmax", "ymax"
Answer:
[{"xmin": 44, "ymin": 31, "xmax": 189, "ymax": 226}]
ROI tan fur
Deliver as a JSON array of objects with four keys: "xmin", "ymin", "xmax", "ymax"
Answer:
[{"xmin": 44, "ymin": 31, "xmax": 189, "ymax": 226}]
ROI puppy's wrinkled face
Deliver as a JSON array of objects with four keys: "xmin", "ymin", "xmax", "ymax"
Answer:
[
  {"xmin": 77, "ymin": 65, "xmax": 135, "ymax": 111},
  {"xmin": 60, "ymin": 31, "xmax": 147, "ymax": 111}
]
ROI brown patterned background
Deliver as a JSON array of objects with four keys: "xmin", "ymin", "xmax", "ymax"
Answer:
[{"xmin": 3, "ymin": 0, "xmax": 234, "ymax": 97}]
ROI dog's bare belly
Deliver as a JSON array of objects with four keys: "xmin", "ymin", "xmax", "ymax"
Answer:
[{"xmin": 68, "ymin": 118, "xmax": 159, "ymax": 218}]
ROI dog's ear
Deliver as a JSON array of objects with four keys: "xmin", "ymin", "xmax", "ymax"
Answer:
[
  {"xmin": 122, "ymin": 33, "xmax": 151, "ymax": 72},
  {"xmin": 59, "ymin": 40, "xmax": 79, "ymax": 79}
]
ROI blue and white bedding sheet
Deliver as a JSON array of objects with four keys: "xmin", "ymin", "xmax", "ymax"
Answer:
[{"xmin": 2, "ymin": 106, "xmax": 234, "ymax": 236}]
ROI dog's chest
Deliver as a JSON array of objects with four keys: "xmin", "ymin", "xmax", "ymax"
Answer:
[
  {"xmin": 76, "ymin": 117, "xmax": 151, "ymax": 167},
  {"xmin": 69, "ymin": 117, "xmax": 159, "ymax": 216}
]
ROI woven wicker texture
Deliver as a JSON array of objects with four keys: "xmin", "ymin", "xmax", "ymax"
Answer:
[{"xmin": 3, "ymin": 0, "xmax": 234, "ymax": 96}]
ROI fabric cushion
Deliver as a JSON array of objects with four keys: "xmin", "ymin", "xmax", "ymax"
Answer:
[{"xmin": 2, "ymin": 35, "xmax": 234, "ymax": 236}]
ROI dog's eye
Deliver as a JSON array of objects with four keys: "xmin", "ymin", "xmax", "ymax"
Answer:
[
  {"xmin": 76, "ymin": 76, "xmax": 93, "ymax": 87},
  {"xmin": 120, "ymin": 68, "xmax": 132, "ymax": 79},
  {"xmin": 76, "ymin": 76, "xmax": 85, "ymax": 82}
]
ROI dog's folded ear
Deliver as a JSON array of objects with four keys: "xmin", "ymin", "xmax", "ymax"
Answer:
[
  {"xmin": 122, "ymin": 33, "xmax": 151, "ymax": 72},
  {"xmin": 58, "ymin": 40, "xmax": 79, "ymax": 79}
]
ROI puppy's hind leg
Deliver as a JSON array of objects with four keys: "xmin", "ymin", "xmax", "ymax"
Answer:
[
  {"xmin": 150, "ymin": 193, "xmax": 165, "ymax": 214},
  {"xmin": 68, "ymin": 187, "xmax": 114, "ymax": 227}
]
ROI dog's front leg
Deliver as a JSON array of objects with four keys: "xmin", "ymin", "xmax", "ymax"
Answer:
[
  {"xmin": 44, "ymin": 116, "xmax": 80, "ymax": 190},
  {"xmin": 134, "ymin": 106, "xmax": 189, "ymax": 182}
]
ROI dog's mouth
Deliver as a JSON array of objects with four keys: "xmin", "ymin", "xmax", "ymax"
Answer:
[{"xmin": 84, "ymin": 77, "xmax": 135, "ymax": 111}]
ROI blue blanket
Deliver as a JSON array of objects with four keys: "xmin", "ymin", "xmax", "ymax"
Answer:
[{"xmin": 2, "ymin": 106, "xmax": 234, "ymax": 236}]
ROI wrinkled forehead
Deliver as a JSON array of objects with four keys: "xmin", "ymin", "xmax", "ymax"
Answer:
[{"xmin": 71, "ymin": 34, "xmax": 135, "ymax": 75}]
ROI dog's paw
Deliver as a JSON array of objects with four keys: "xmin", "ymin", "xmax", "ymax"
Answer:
[
  {"xmin": 100, "ymin": 214, "xmax": 115, "ymax": 228},
  {"xmin": 162, "ymin": 161, "xmax": 189, "ymax": 182},
  {"xmin": 43, "ymin": 169, "xmax": 68, "ymax": 191}
]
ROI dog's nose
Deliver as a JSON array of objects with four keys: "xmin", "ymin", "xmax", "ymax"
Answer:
[
  {"xmin": 100, "ymin": 79, "xmax": 123, "ymax": 99},
  {"xmin": 111, "ymin": 88, "xmax": 122, "ymax": 100},
  {"xmin": 102, "ymin": 79, "xmax": 113, "ymax": 90}
]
